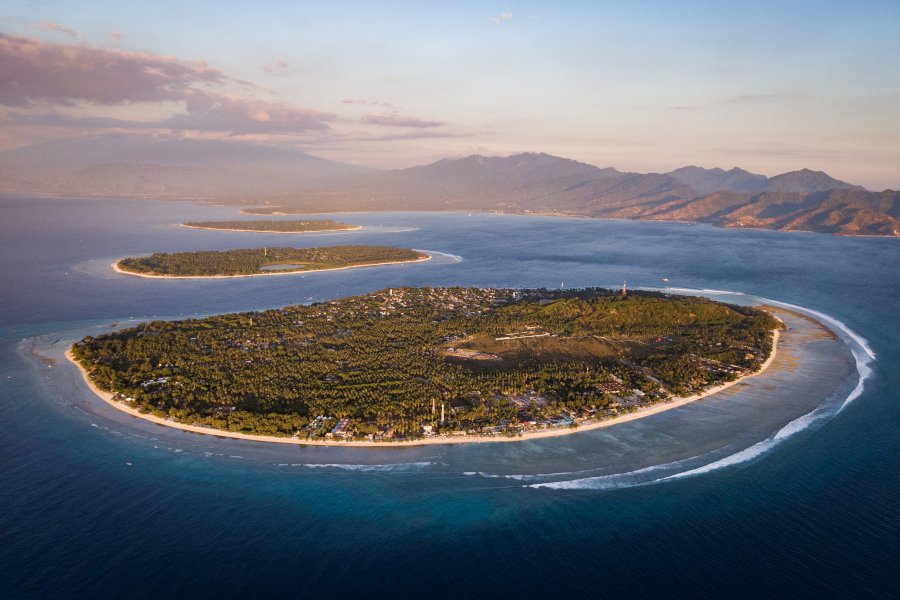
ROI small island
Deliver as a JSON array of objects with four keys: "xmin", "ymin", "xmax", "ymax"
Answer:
[
  {"xmin": 182, "ymin": 219, "xmax": 360, "ymax": 233},
  {"xmin": 69, "ymin": 287, "xmax": 781, "ymax": 445},
  {"xmin": 113, "ymin": 245, "xmax": 430, "ymax": 278}
]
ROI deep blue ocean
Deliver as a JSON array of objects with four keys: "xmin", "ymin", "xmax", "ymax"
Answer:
[{"xmin": 1, "ymin": 195, "xmax": 898, "ymax": 599}]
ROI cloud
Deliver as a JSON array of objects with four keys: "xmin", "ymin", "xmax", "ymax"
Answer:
[
  {"xmin": 0, "ymin": 32, "xmax": 225, "ymax": 107},
  {"xmin": 6, "ymin": 94, "xmax": 334, "ymax": 135},
  {"xmin": 359, "ymin": 130, "xmax": 467, "ymax": 142},
  {"xmin": 261, "ymin": 59, "xmax": 288, "ymax": 73},
  {"xmin": 168, "ymin": 92, "xmax": 333, "ymax": 133},
  {"xmin": 342, "ymin": 98, "xmax": 396, "ymax": 108},
  {"xmin": 490, "ymin": 12, "xmax": 513, "ymax": 25},
  {"xmin": 4, "ymin": 111, "xmax": 156, "ymax": 129},
  {"xmin": 38, "ymin": 22, "xmax": 77, "ymax": 38},
  {"xmin": 361, "ymin": 112, "xmax": 444, "ymax": 128},
  {"xmin": 0, "ymin": 32, "xmax": 335, "ymax": 135}
]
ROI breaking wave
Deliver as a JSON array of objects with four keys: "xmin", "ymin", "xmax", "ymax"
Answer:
[
  {"xmin": 528, "ymin": 453, "xmax": 715, "ymax": 490},
  {"xmin": 664, "ymin": 287, "xmax": 743, "ymax": 296},
  {"xmin": 526, "ymin": 293, "xmax": 874, "ymax": 490},
  {"xmin": 277, "ymin": 461, "xmax": 434, "ymax": 472},
  {"xmin": 418, "ymin": 250, "xmax": 464, "ymax": 263}
]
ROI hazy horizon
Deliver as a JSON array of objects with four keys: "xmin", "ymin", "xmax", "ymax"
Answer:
[{"xmin": 2, "ymin": 1, "xmax": 899, "ymax": 190}]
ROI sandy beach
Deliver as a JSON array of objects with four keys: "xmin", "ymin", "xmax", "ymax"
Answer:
[
  {"xmin": 66, "ymin": 328, "xmax": 780, "ymax": 448},
  {"xmin": 111, "ymin": 254, "xmax": 431, "ymax": 279},
  {"xmin": 180, "ymin": 223, "xmax": 362, "ymax": 234}
]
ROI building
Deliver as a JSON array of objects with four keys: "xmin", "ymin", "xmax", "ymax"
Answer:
[{"xmin": 331, "ymin": 418, "xmax": 351, "ymax": 437}]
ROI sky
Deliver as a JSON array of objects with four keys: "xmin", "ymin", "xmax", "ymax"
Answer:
[{"xmin": 2, "ymin": 0, "xmax": 899, "ymax": 189}]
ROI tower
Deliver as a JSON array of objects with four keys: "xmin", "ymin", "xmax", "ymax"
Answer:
[
  {"xmin": 621, "ymin": 281, "xmax": 627, "ymax": 298},
  {"xmin": 441, "ymin": 402, "xmax": 446, "ymax": 424}
]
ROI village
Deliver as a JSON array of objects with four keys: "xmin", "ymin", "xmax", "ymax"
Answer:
[
  {"xmin": 73, "ymin": 285, "xmax": 776, "ymax": 442},
  {"xmin": 297, "ymin": 374, "xmax": 680, "ymax": 443}
]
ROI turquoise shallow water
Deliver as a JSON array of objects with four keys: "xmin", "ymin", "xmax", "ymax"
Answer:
[{"xmin": 1, "ymin": 196, "xmax": 898, "ymax": 598}]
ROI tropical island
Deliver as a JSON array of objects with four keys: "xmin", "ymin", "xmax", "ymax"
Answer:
[
  {"xmin": 182, "ymin": 219, "xmax": 360, "ymax": 233},
  {"xmin": 68, "ymin": 287, "xmax": 781, "ymax": 445},
  {"xmin": 113, "ymin": 245, "xmax": 430, "ymax": 278}
]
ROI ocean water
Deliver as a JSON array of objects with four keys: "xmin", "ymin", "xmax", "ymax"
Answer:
[{"xmin": 1, "ymin": 196, "xmax": 898, "ymax": 598}]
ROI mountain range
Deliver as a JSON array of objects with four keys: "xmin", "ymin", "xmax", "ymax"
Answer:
[
  {"xmin": 0, "ymin": 135, "xmax": 371, "ymax": 199},
  {"xmin": 1, "ymin": 135, "xmax": 897, "ymax": 236}
]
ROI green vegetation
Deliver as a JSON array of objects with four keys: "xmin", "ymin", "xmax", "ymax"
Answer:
[
  {"xmin": 241, "ymin": 208, "xmax": 296, "ymax": 215},
  {"xmin": 184, "ymin": 219, "xmax": 358, "ymax": 233},
  {"xmin": 116, "ymin": 245, "xmax": 428, "ymax": 277},
  {"xmin": 71, "ymin": 288, "xmax": 779, "ymax": 440}
]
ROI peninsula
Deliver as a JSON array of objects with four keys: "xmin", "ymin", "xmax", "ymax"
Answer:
[
  {"xmin": 182, "ymin": 219, "xmax": 360, "ymax": 233},
  {"xmin": 69, "ymin": 287, "xmax": 781, "ymax": 445},
  {"xmin": 113, "ymin": 245, "xmax": 429, "ymax": 278}
]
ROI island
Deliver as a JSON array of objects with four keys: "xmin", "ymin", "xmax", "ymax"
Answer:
[
  {"xmin": 68, "ymin": 287, "xmax": 781, "ymax": 445},
  {"xmin": 113, "ymin": 245, "xmax": 430, "ymax": 278},
  {"xmin": 182, "ymin": 219, "xmax": 360, "ymax": 233}
]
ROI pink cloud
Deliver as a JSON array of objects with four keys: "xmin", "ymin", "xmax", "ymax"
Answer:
[
  {"xmin": 0, "ymin": 33, "xmax": 335, "ymax": 135},
  {"xmin": 38, "ymin": 22, "xmax": 78, "ymax": 38},
  {"xmin": 5, "ymin": 94, "xmax": 334, "ymax": 135},
  {"xmin": 361, "ymin": 112, "xmax": 444, "ymax": 128},
  {"xmin": 342, "ymin": 98, "xmax": 396, "ymax": 108},
  {"xmin": 168, "ymin": 92, "xmax": 333, "ymax": 133},
  {"xmin": 0, "ymin": 32, "xmax": 225, "ymax": 106},
  {"xmin": 260, "ymin": 59, "xmax": 288, "ymax": 73}
]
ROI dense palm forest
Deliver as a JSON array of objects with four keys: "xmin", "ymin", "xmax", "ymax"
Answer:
[
  {"xmin": 71, "ymin": 288, "xmax": 779, "ymax": 440},
  {"xmin": 183, "ymin": 219, "xmax": 358, "ymax": 232},
  {"xmin": 116, "ymin": 245, "xmax": 427, "ymax": 276}
]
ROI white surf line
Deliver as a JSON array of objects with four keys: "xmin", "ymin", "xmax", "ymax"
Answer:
[
  {"xmin": 415, "ymin": 249, "xmax": 463, "ymax": 262},
  {"xmin": 682, "ymin": 319, "xmax": 869, "ymax": 482},
  {"xmin": 654, "ymin": 401, "xmax": 841, "ymax": 482},
  {"xmin": 528, "ymin": 292, "xmax": 875, "ymax": 490},
  {"xmin": 529, "ymin": 452, "xmax": 720, "ymax": 490},
  {"xmin": 284, "ymin": 461, "xmax": 434, "ymax": 472},
  {"xmin": 663, "ymin": 287, "xmax": 744, "ymax": 296}
]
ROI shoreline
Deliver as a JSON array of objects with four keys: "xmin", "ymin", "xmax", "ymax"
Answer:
[
  {"xmin": 66, "ymin": 328, "xmax": 780, "ymax": 448},
  {"xmin": 237, "ymin": 207, "xmax": 900, "ymax": 238},
  {"xmin": 4, "ymin": 195, "xmax": 894, "ymax": 238},
  {"xmin": 180, "ymin": 223, "xmax": 362, "ymax": 234},
  {"xmin": 111, "ymin": 254, "xmax": 432, "ymax": 279}
]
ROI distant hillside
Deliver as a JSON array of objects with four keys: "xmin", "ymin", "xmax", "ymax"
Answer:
[
  {"xmin": 668, "ymin": 166, "xmax": 863, "ymax": 195},
  {"xmin": 246, "ymin": 152, "xmax": 896, "ymax": 236},
  {"xmin": 2, "ymin": 139, "xmax": 895, "ymax": 235},
  {"xmin": 764, "ymin": 169, "xmax": 865, "ymax": 193},
  {"xmin": 668, "ymin": 166, "xmax": 768, "ymax": 195},
  {"xmin": 250, "ymin": 152, "xmax": 696, "ymax": 214},
  {"xmin": 635, "ymin": 189, "xmax": 900, "ymax": 236},
  {"xmin": 0, "ymin": 134, "xmax": 371, "ymax": 198}
]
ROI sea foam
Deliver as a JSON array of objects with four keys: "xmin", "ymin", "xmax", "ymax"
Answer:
[
  {"xmin": 417, "ymin": 250, "xmax": 464, "ymax": 263},
  {"xmin": 287, "ymin": 461, "xmax": 434, "ymax": 472},
  {"xmin": 528, "ymin": 292, "xmax": 874, "ymax": 490}
]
